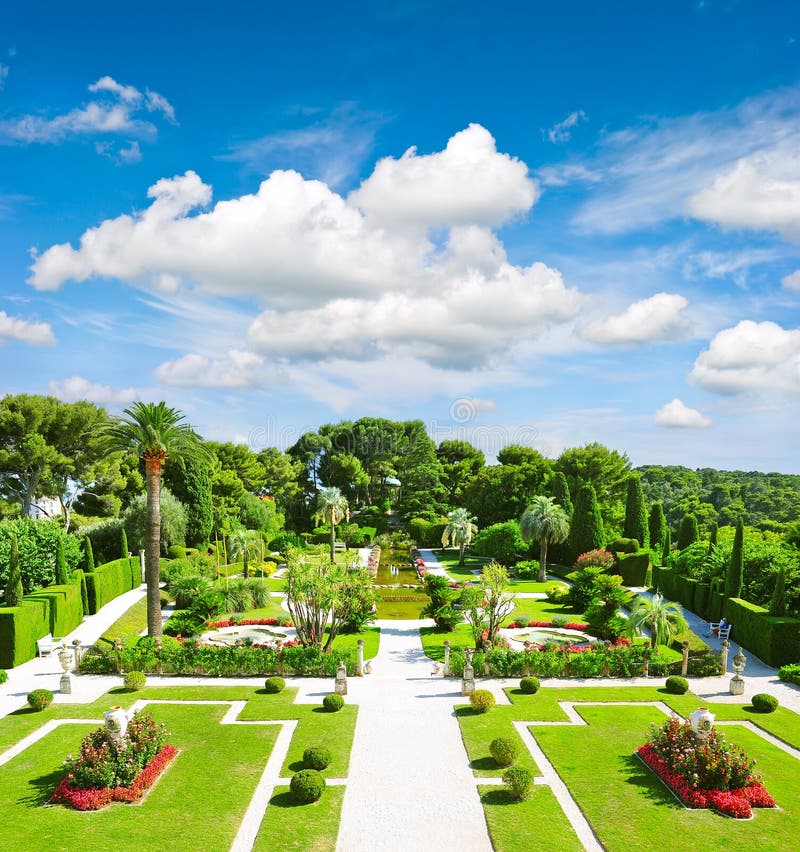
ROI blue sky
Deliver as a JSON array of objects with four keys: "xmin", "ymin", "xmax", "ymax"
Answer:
[{"xmin": 2, "ymin": 1, "xmax": 800, "ymax": 471}]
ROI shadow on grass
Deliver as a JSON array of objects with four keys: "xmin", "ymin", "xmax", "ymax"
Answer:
[
  {"xmin": 480, "ymin": 788, "xmax": 516, "ymax": 806},
  {"xmin": 620, "ymin": 754, "xmax": 681, "ymax": 808},
  {"xmin": 268, "ymin": 790, "xmax": 323, "ymax": 809},
  {"xmin": 454, "ymin": 706, "xmax": 482, "ymax": 718},
  {"xmin": 470, "ymin": 756, "xmax": 502, "ymax": 772},
  {"xmin": 287, "ymin": 760, "xmax": 305, "ymax": 772},
  {"xmin": 18, "ymin": 767, "xmax": 63, "ymax": 808}
]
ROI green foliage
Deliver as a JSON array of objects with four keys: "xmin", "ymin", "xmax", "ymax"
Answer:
[
  {"xmin": 0, "ymin": 598, "xmax": 50, "ymax": 667},
  {"xmin": 519, "ymin": 676, "xmax": 540, "ymax": 694},
  {"xmin": 163, "ymin": 454, "xmax": 213, "ymax": 548},
  {"xmin": 648, "ymin": 503, "xmax": 667, "ymax": 551},
  {"xmin": 290, "ymin": 769, "xmax": 325, "ymax": 803},
  {"xmin": 677, "ymin": 514, "xmax": 700, "ymax": 550},
  {"xmin": 84, "ymin": 536, "xmax": 95, "ymax": 573},
  {"xmin": 421, "ymin": 574, "xmax": 460, "ymax": 630},
  {"xmin": 441, "ymin": 507, "xmax": 478, "ymax": 565},
  {"xmin": 25, "ymin": 581, "xmax": 83, "ymax": 637},
  {"xmin": 0, "ymin": 669, "xmax": 6, "ymax": 683},
  {"xmin": 264, "ymin": 676, "xmax": 286, "ymax": 694},
  {"xmin": 725, "ymin": 519, "xmax": 744, "ymax": 599},
  {"xmin": 723, "ymin": 597, "xmax": 800, "ymax": 667},
  {"xmin": 502, "ymin": 766, "xmax": 533, "ymax": 801},
  {"xmin": 613, "ymin": 551, "xmax": 650, "ymax": 586},
  {"xmin": 550, "ymin": 470, "xmax": 573, "ymax": 516},
  {"xmin": 520, "ymin": 495, "xmax": 570, "ymax": 581},
  {"xmin": 469, "ymin": 689, "xmax": 496, "ymax": 713},
  {"xmin": 120, "ymin": 527, "xmax": 129, "ymax": 559},
  {"xmin": 85, "ymin": 557, "xmax": 137, "ymax": 614},
  {"xmin": 436, "ymin": 439, "xmax": 485, "ymax": 504},
  {"xmin": 75, "ymin": 517, "xmax": 122, "ymax": 565},
  {"xmin": 661, "ymin": 528, "xmax": 671, "ymax": 566},
  {"xmin": 3, "ymin": 534, "xmax": 22, "ymax": 606},
  {"xmin": 626, "ymin": 593, "xmax": 688, "ymax": 649},
  {"xmin": 303, "ymin": 746, "xmax": 333, "ymax": 770},
  {"xmin": 27, "ymin": 688, "xmax": 54, "ymax": 711},
  {"xmin": 0, "ymin": 519, "xmax": 82, "ymax": 592},
  {"xmin": 608, "ymin": 537, "xmax": 639, "ymax": 553},
  {"xmin": 623, "ymin": 475, "xmax": 648, "ymax": 547},
  {"xmin": 569, "ymin": 483, "xmax": 605, "ymax": 562},
  {"xmin": 323, "ymin": 693, "xmax": 344, "ymax": 712},
  {"xmin": 556, "ymin": 443, "xmax": 632, "ymax": 530},
  {"xmin": 514, "ymin": 560, "xmax": 541, "ymax": 579},
  {"xmin": 124, "ymin": 488, "xmax": 187, "ymax": 555},
  {"xmin": 167, "ymin": 545, "xmax": 187, "ymax": 560},
  {"xmin": 490, "ymin": 737, "xmax": 519, "ymax": 767},
  {"xmin": 472, "ymin": 521, "xmax": 524, "ymax": 565},
  {"xmin": 574, "ymin": 549, "xmax": 615, "ymax": 571},
  {"xmin": 123, "ymin": 670, "xmax": 147, "ymax": 691},
  {"xmin": 55, "ymin": 538, "xmax": 69, "ymax": 585},
  {"xmin": 778, "ymin": 663, "xmax": 800, "ymax": 686},
  {"xmin": 751, "ymin": 693, "xmax": 778, "ymax": 713},
  {"xmin": 460, "ymin": 562, "xmax": 515, "ymax": 649},
  {"xmin": 770, "ymin": 568, "xmax": 787, "ymax": 616},
  {"xmin": 269, "ymin": 531, "xmax": 304, "ymax": 556},
  {"xmin": 665, "ymin": 675, "xmax": 688, "ymax": 694}
]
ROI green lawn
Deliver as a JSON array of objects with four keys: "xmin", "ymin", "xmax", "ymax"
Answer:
[
  {"xmin": 254, "ymin": 784, "xmax": 345, "ymax": 851},
  {"xmin": 328, "ymin": 626, "xmax": 381, "ymax": 661}
]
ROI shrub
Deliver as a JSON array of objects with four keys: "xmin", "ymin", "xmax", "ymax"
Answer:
[
  {"xmin": 503, "ymin": 766, "xmax": 533, "ymax": 801},
  {"xmin": 519, "ymin": 676, "xmax": 540, "ymax": 694},
  {"xmin": 472, "ymin": 521, "xmax": 524, "ymax": 565},
  {"xmin": 469, "ymin": 689, "xmax": 496, "ymax": 713},
  {"xmin": 574, "ymin": 549, "xmax": 615, "ymax": 571},
  {"xmin": 27, "ymin": 688, "xmax": 54, "ymax": 711},
  {"xmin": 263, "ymin": 676, "xmax": 285, "ymax": 694},
  {"xmin": 323, "ymin": 693, "xmax": 344, "ymax": 712},
  {"xmin": 290, "ymin": 769, "xmax": 325, "ymax": 803},
  {"xmin": 0, "ymin": 669, "xmax": 7, "ymax": 684},
  {"xmin": 665, "ymin": 675, "xmax": 689, "ymax": 694},
  {"xmin": 303, "ymin": 746, "xmax": 333, "ymax": 770},
  {"xmin": 751, "ymin": 693, "xmax": 779, "ymax": 713},
  {"xmin": 123, "ymin": 671, "xmax": 147, "ymax": 691},
  {"xmin": 550, "ymin": 614, "xmax": 569, "ymax": 627},
  {"xmin": 608, "ymin": 537, "xmax": 639, "ymax": 554},
  {"xmin": 514, "ymin": 560, "xmax": 540, "ymax": 579},
  {"xmin": 167, "ymin": 545, "xmax": 187, "ymax": 560},
  {"xmin": 490, "ymin": 737, "xmax": 519, "ymax": 767}
]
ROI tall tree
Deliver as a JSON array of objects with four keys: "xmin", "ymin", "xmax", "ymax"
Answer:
[
  {"xmin": 626, "ymin": 593, "xmax": 688, "ymax": 648},
  {"xmin": 661, "ymin": 528, "xmax": 671, "ymax": 566},
  {"xmin": 441, "ymin": 507, "xmax": 478, "ymax": 567},
  {"xmin": 436, "ymin": 440, "xmax": 485, "ymax": 505},
  {"xmin": 769, "ymin": 568, "xmax": 787, "ymax": 616},
  {"xmin": 555, "ymin": 443, "xmax": 631, "ymax": 528},
  {"xmin": 568, "ymin": 482, "xmax": 605, "ymax": 562},
  {"xmin": 550, "ymin": 471, "xmax": 573, "ymax": 517},
  {"xmin": 227, "ymin": 528, "xmax": 262, "ymax": 578},
  {"xmin": 725, "ymin": 519, "xmax": 744, "ymax": 600},
  {"xmin": 55, "ymin": 537, "xmax": 69, "ymax": 585},
  {"xmin": 623, "ymin": 475, "xmax": 648, "ymax": 547},
  {"xmin": 103, "ymin": 402, "xmax": 210, "ymax": 637},
  {"xmin": 314, "ymin": 486, "xmax": 350, "ymax": 562},
  {"xmin": 677, "ymin": 514, "xmax": 700, "ymax": 550},
  {"xmin": 4, "ymin": 534, "xmax": 23, "ymax": 606},
  {"xmin": 648, "ymin": 503, "xmax": 667, "ymax": 552},
  {"xmin": 163, "ymin": 454, "xmax": 213, "ymax": 548},
  {"xmin": 520, "ymin": 495, "xmax": 570, "ymax": 582}
]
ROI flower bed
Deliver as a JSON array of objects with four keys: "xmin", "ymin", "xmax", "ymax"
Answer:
[
  {"xmin": 506, "ymin": 619, "xmax": 590, "ymax": 630},
  {"xmin": 208, "ymin": 618, "xmax": 293, "ymax": 628},
  {"xmin": 637, "ymin": 715, "xmax": 776, "ymax": 819}
]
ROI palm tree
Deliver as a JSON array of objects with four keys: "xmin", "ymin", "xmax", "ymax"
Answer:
[
  {"xmin": 626, "ymin": 593, "xmax": 689, "ymax": 649},
  {"xmin": 228, "ymin": 528, "xmax": 262, "ymax": 579},
  {"xmin": 103, "ymin": 402, "xmax": 210, "ymax": 636},
  {"xmin": 315, "ymin": 486, "xmax": 350, "ymax": 562},
  {"xmin": 441, "ymin": 507, "xmax": 478, "ymax": 567},
  {"xmin": 520, "ymin": 495, "xmax": 570, "ymax": 582}
]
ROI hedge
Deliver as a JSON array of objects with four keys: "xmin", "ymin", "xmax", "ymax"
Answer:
[
  {"xmin": 708, "ymin": 591, "xmax": 725, "ymax": 623},
  {"xmin": 613, "ymin": 551, "xmax": 650, "ymax": 586},
  {"xmin": 85, "ymin": 556, "xmax": 137, "ymax": 614},
  {"xmin": 24, "ymin": 582, "xmax": 83, "ymax": 638},
  {"xmin": 656, "ymin": 566, "xmax": 678, "ymax": 601},
  {"xmin": 675, "ymin": 575, "xmax": 697, "ymax": 610},
  {"xmin": 723, "ymin": 598, "xmax": 800, "ymax": 667},
  {"xmin": 694, "ymin": 582, "xmax": 710, "ymax": 620},
  {"xmin": 0, "ymin": 599, "xmax": 50, "ymax": 668}
]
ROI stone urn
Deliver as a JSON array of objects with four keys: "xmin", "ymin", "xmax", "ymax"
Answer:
[
  {"xmin": 104, "ymin": 706, "xmax": 130, "ymax": 745},
  {"xmin": 689, "ymin": 707, "xmax": 715, "ymax": 741}
]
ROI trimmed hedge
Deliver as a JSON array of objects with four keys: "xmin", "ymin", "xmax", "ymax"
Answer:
[
  {"xmin": 723, "ymin": 598, "xmax": 800, "ymax": 667},
  {"xmin": 608, "ymin": 538, "xmax": 639, "ymax": 553},
  {"xmin": 24, "ymin": 582, "xmax": 83, "ymax": 638},
  {"xmin": 657, "ymin": 566, "xmax": 678, "ymax": 601},
  {"xmin": 708, "ymin": 590, "xmax": 725, "ymax": 622},
  {"xmin": 85, "ymin": 556, "xmax": 137, "ymax": 614},
  {"xmin": 613, "ymin": 551, "xmax": 650, "ymax": 586},
  {"xmin": 675, "ymin": 575, "xmax": 696, "ymax": 610},
  {"xmin": 0, "ymin": 599, "xmax": 50, "ymax": 668},
  {"xmin": 694, "ymin": 582, "xmax": 710, "ymax": 620}
]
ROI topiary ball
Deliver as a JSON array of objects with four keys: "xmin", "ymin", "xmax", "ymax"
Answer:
[
  {"xmin": 290, "ymin": 769, "xmax": 325, "ymax": 803},
  {"xmin": 27, "ymin": 689, "xmax": 54, "ymax": 712},
  {"xmin": 665, "ymin": 676, "xmax": 689, "ymax": 695},
  {"xmin": 264, "ymin": 676, "xmax": 286, "ymax": 694},
  {"xmin": 124, "ymin": 670, "xmax": 146, "ymax": 691},
  {"xmin": 303, "ymin": 746, "xmax": 333, "ymax": 770},
  {"xmin": 751, "ymin": 693, "xmax": 779, "ymax": 713},
  {"xmin": 469, "ymin": 689, "xmax": 496, "ymax": 713},
  {"xmin": 0, "ymin": 669, "xmax": 7, "ymax": 685},
  {"xmin": 520, "ymin": 676, "xmax": 540, "ymax": 695},
  {"xmin": 503, "ymin": 766, "xmax": 533, "ymax": 801},
  {"xmin": 490, "ymin": 737, "xmax": 519, "ymax": 767},
  {"xmin": 323, "ymin": 693, "xmax": 345, "ymax": 712}
]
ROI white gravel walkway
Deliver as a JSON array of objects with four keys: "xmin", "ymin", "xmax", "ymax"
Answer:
[{"xmin": 336, "ymin": 620, "xmax": 492, "ymax": 852}]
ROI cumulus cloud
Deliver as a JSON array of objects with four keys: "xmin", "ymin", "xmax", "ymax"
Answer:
[
  {"xmin": 580, "ymin": 293, "xmax": 689, "ymax": 344},
  {"xmin": 155, "ymin": 350, "xmax": 266, "ymax": 388},
  {"xmin": 546, "ymin": 110, "xmax": 587, "ymax": 144},
  {"xmin": 654, "ymin": 398, "xmax": 712, "ymax": 428},
  {"xmin": 0, "ymin": 311, "xmax": 55, "ymax": 346},
  {"xmin": 48, "ymin": 375, "xmax": 139, "ymax": 405},
  {"xmin": 783, "ymin": 270, "xmax": 800, "ymax": 291},
  {"xmin": 690, "ymin": 320, "xmax": 800, "ymax": 395}
]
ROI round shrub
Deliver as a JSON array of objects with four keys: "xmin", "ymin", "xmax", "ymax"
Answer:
[
  {"xmin": 490, "ymin": 737, "xmax": 519, "ymax": 768},
  {"xmin": 123, "ymin": 671, "xmax": 146, "ymax": 691},
  {"xmin": 469, "ymin": 689, "xmax": 496, "ymax": 713},
  {"xmin": 264, "ymin": 676, "xmax": 286, "ymax": 694},
  {"xmin": 665, "ymin": 676, "xmax": 689, "ymax": 695},
  {"xmin": 303, "ymin": 746, "xmax": 333, "ymax": 770},
  {"xmin": 323, "ymin": 693, "xmax": 345, "ymax": 712},
  {"xmin": 751, "ymin": 693, "xmax": 779, "ymax": 713},
  {"xmin": 0, "ymin": 669, "xmax": 7, "ymax": 685},
  {"xmin": 27, "ymin": 689, "xmax": 54, "ymax": 712},
  {"xmin": 290, "ymin": 769, "xmax": 325, "ymax": 803},
  {"xmin": 520, "ymin": 676, "xmax": 540, "ymax": 695},
  {"xmin": 503, "ymin": 766, "xmax": 533, "ymax": 801},
  {"xmin": 551, "ymin": 614, "xmax": 570, "ymax": 628}
]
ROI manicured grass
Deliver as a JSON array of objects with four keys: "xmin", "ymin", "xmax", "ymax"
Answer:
[
  {"xmin": 420, "ymin": 624, "xmax": 474, "ymax": 660},
  {"xmin": 329, "ymin": 626, "xmax": 380, "ymax": 660},
  {"xmin": 479, "ymin": 784, "xmax": 584, "ymax": 852},
  {"xmin": 99, "ymin": 596, "xmax": 149, "ymax": 642},
  {"xmin": 375, "ymin": 598, "xmax": 427, "ymax": 619},
  {"xmin": 456, "ymin": 704, "xmax": 539, "ymax": 777},
  {"xmin": 504, "ymin": 598, "xmax": 584, "ymax": 624},
  {"xmin": 238, "ymin": 598, "xmax": 291, "ymax": 621},
  {"xmin": 254, "ymin": 784, "xmax": 345, "ymax": 851}
]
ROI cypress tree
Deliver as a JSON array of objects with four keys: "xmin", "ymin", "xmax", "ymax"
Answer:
[
  {"xmin": 677, "ymin": 514, "xmax": 699, "ymax": 550},
  {"xmin": 568, "ymin": 482, "xmax": 604, "ymax": 562},
  {"xmin": 707, "ymin": 522, "xmax": 718, "ymax": 555},
  {"xmin": 84, "ymin": 537, "xmax": 95, "ymax": 574},
  {"xmin": 725, "ymin": 519, "xmax": 744, "ymax": 599},
  {"xmin": 769, "ymin": 568, "xmax": 787, "ymax": 617},
  {"xmin": 164, "ymin": 455, "xmax": 213, "ymax": 549},
  {"xmin": 623, "ymin": 475, "xmax": 648, "ymax": 547},
  {"xmin": 550, "ymin": 471, "xmax": 573, "ymax": 517},
  {"xmin": 120, "ymin": 527, "xmax": 129, "ymax": 559},
  {"xmin": 648, "ymin": 503, "xmax": 667, "ymax": 551},
  {"xmin": 661, "ymin": 528, "xmax": 671, "ymax": 566},
  {"xmin": 55, "ymin": 537, "xmax": 69, "ymax": 585},
  {"xmin": 4, "ymin": 535, "xmax": 23, "ymax": 606}
]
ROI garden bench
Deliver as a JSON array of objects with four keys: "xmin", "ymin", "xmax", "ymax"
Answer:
[
  {"xmin": 36, "ymin": 634, "xmax": 61, "ymax": 657},
  {"xmin": 707, "ymin": 622, "xmax": 732, "ymax": 641}
]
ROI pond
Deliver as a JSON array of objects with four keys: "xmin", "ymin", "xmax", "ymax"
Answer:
[
  {"xmin": 512, "ymin": 628, "xmax": 595, "ymax": 646},
  {"xmin": 201, "ymin": 625, "xmax": 292, "ymax": 646}
]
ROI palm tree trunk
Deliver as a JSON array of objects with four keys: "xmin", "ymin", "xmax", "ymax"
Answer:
[
  {"xmin": 330, "ymin": 523, "xmax": 336, "ymax": 563},
  {"xmin": 145, "ymin": 459, "xmax": 163, "ymax": 637},
  {"xmin": 459, "ymin": 542, "xmax": 465, "ymax": 567},
  {"xmin": 538, "ymin": 540, "xmax": 548, "ymax": 583}
]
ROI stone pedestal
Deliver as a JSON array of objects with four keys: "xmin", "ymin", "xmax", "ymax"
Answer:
[
  {"xmin": 729, "ymin": 675, "xmax": 745, "ymax": 695},
  {"xmin": 357, "ymin": 639, "xmax": 365, "ymax": 677},
  {"xmin": 59, "ymin": 672, "xmax": 72, "ymax": 694},
  {"xmin": 461, "ymin": 650, "xmax": 475, "ymax": 696},
  {"xmin": 335, "ymin": 660, "xmax": 348, "ymax": 695},
  {"xmin": 720, "ymin": 639, "xmax": 730, "ymax": 675},
  {"xmin": 443, "ymin": 641, "xmax": 451, "ymax": 677},
  {"xmin": 729, "ymin": 646, "xmax": 747, "ymax": 696},
  {"xmin": 681, "ymin": 640, "xmax": 690, "ymax": 677}
]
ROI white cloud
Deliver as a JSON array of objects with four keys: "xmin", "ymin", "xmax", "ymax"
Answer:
[
  {"xmin": 88, "ymin": 76, "xmax": 141, "ymax": 103},
  {"xmin": 144, "ymin": 89, "xmax": 176, "ymax": 123},
  {"xmin": 0, "ymin": 311, "xmax": 55, "ymax": 346},
  {"xmin": 0, "ymin": 64, "xmax": 8, "ymax": 91},
  {"xmin": 546, "ymin": 110, "xmax": 587, "ymax": 144},
  {"xmin": 580, "ymin": 293, "xmax": 689, "ymax": 344},
  {"xmin": 155, "ymin": 350, "xmax": 266, "ymax": 388},
  {"xmin": 117, "ymin": 140, "xmax": 142, "ymax": 164},
  {"xmin": 690, "ymin": 320, "xmax": 800, "ymax": 395},
  {"xmin": 654, "ymin": 398, "xmax": 712, "ymax": 429},
  {"xmin": 48, "ymin": 376, "xmax": 140, "ymax": 405},
  {"xmin": 783, "ymin": 270, "xmax": 800, "ymax": 291}
]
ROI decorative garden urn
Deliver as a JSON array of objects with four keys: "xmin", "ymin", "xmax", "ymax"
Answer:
[
  {"xmin": 104, "ymin": 706, "xmax": 129, "ymax": 745},
  {"xmin": 689, "ymin": 707, "xmax": 715, "ymax": 741}
]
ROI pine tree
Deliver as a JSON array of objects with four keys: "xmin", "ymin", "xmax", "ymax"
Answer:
[
  {"xmin": 550, "ymin": 471, "xmax": 573, "ymax": 517},
  {"xmin": 661, "ymin": 528, "xmax": 671, "ymax": 566},
  {"xmin": 4, "ymin": 535, "xmax": 23, "ymax": 606},
  {"xmin": 55, "ymin": 538, "xmax": 69, "ymax": 585},
  {"xmin": 725, "ymin": 519, "xmax": 744, "ymax": 599},
  {"xmin": 84, "ymin": 537, "xmax": 95, "ymax": 574},
  {"xmin": 121, "ymin": 527, "xmax": 129, "ymax": 559},
  {"xmin": 769, "ymin": 567, "xmax": 787, "ymax": 616},
  {"xmin": 677, "ymin": 514, "xmax": 699, "ymax": 550},
  {"xmin": 623, "ymin": 475, "xmax": 648, "ymax": 547},
  {"xmin": 568, "ymin": 482, "xmax": 604, "ymax": 562},
  {"xmin": 648, "ymin": 503, "xmax": 667, "ymax": 551}
]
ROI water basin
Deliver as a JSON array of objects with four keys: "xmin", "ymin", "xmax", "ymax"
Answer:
[
  {"xmin": 202, "ymin": 626, "xmax": 291, "ymax": 646},
  {"xmin": 512, "ymin": 628, "xmax": 595, "ymax": 646}
]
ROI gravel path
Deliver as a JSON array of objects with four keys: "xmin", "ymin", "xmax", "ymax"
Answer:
[{"xmin": 336, "ymin": 620, "xmax": 492, "ymax": 852}]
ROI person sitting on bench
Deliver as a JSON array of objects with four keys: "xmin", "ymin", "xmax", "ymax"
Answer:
[{"xmin": 711, "ymin": 617, "xmax": 729, "ymax": 636}]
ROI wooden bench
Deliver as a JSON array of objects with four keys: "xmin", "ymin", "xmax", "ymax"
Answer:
[{"xmin": 36, "ymin": 634, "xmax": 61, "ymax": 657}]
